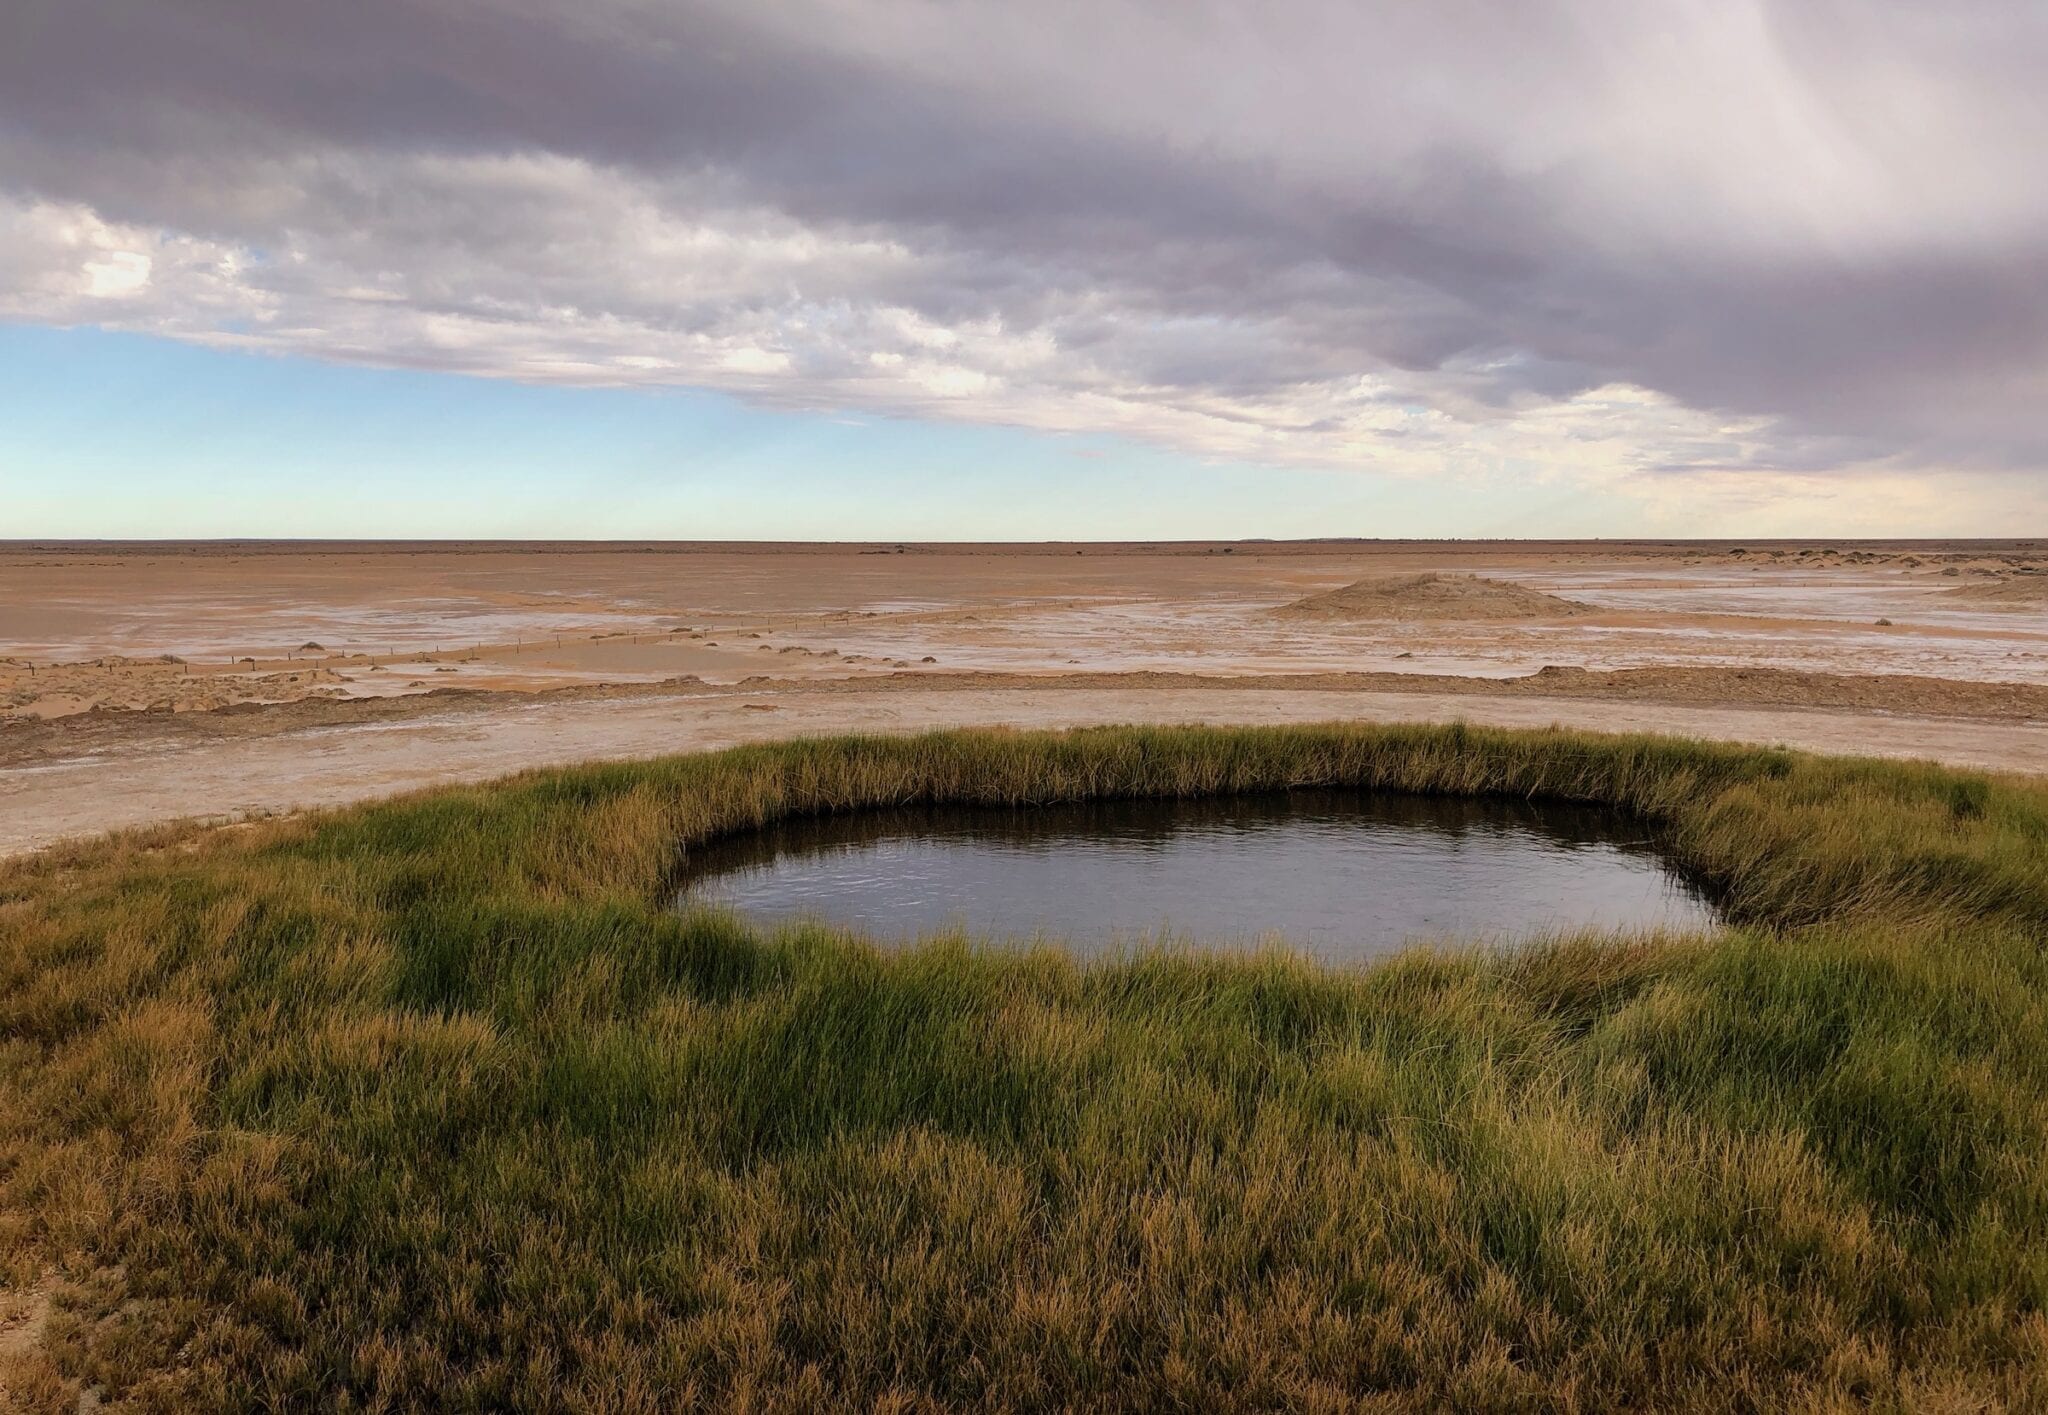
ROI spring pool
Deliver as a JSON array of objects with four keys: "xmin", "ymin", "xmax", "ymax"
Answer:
[{"xmin": 675, "ymin": 790, "xmax": 1721, "ymax": 961}]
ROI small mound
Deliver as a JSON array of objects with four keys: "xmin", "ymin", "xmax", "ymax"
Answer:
[
  {"xmin": 1274, "ymin": 573, "xmax": 1588, "ymax": 622},
  {"xmin": 1941, "ymin": 576, "xmax": 2048, "ymax": 607}
]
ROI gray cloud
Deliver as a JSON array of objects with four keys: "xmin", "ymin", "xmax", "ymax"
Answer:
[{"xmin": 4, "ymin": 0, "xmax": 2046, "ymax": 488}]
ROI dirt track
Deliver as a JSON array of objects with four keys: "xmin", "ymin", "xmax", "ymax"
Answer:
[{"xmin": 7, "ymin": 681, "xmax": 2044, "ymax": 858}]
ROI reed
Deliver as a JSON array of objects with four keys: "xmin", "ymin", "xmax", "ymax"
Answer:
[{"xmin": 3, "ymin": 723, "xmax": 2045, "ymax": 1409}]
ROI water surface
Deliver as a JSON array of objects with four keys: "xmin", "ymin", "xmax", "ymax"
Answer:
[{"xmin": 676, "ymin": 790, "xmax": 1721, "ymax": 961}]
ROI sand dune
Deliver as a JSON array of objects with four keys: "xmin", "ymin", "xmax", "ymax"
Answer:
[
  {"xmin": 1274, "ymin": 573, "xmax": 1588, "ymax": 621},
  {"xmin": 1942, "ymin": 575, "xmax": 2048, "ymax": 606}
]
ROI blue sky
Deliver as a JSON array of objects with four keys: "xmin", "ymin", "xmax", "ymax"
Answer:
[{"xmin": 2, "ymin": 325, "xmax": 1634, "ymax": 540}]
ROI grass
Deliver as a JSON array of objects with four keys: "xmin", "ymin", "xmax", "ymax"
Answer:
[{"xmin": 2, "ymin": 721, "xmax": 2046, "ymax": 1410}]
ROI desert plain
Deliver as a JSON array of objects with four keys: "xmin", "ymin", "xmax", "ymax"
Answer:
[{"xmin": 3, "ymin": 536, "xmax": 2045, "ymax": 857}]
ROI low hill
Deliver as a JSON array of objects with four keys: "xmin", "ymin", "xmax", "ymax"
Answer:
[{"xmin": 1274, "ymin": 572, "xmax": 1589, "ymax": 622}]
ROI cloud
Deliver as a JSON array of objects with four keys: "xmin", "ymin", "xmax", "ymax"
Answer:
[{"xmin": 2, "ymin": 0, "xmax": 2045, "ymax": 496}]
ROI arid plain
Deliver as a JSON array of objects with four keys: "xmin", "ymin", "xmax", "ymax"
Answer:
[{"xmin": 3, "ymin": 538, "xmax": 2045, "ymax": 855}]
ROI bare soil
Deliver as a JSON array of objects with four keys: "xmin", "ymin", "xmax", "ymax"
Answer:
[{"xmin": 3, "ymin": 539, "xmax": 2045, "ymax": 855}]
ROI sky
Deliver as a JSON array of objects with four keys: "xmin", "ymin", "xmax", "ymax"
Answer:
[{"xmin": 3, "ymin": 0, "xmax": 2046, "ymax": 539}]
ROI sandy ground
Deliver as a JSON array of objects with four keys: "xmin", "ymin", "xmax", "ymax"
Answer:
[
  {"xmin": 8, "ymin": 682, "xmax": 2047, "ymax": 859},
  {"xmin": 7, "ymin": 540, "xmax": 2046, "ymax": 712},
  {"xmin": 3, "ymin": 540, "xmax": 2044, "ymax": 855}
]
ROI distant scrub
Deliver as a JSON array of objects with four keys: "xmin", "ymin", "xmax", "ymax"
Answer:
[{"xmin": 3, "ymin": 723, "xmax": 2047, "ymax": 1410}]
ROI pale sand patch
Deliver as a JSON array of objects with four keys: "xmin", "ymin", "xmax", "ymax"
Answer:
[
  {"xmin": 0, "ymin": 1285, "xmax": 48, "ymax": 1359},
  {"xmin": 0, "ymin": 1284, "xmax": 51, "ymax": 1406},
  {"xmin": 0, "ymin": 1281, "xmax": 114, "ymax": 1413}
]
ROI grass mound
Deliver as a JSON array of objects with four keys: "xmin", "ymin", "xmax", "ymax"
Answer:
[
  {"xmin": 3, "ymin": 724, "xmax": 2047, "ymax": 1410},
  {"xmin": 1274, "ymin": 572, "xmax": 1589, "ymax": 621}
]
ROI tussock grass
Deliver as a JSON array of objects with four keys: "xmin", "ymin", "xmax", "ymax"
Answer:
[{"xmin": 3, "ymin": 723, "xmax": 2047, "ymax": 1409}]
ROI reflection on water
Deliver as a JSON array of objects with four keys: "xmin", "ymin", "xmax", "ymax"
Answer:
[{"xmin": 676, "ymin": 790, "xmax": 1722, "ymax": 961}]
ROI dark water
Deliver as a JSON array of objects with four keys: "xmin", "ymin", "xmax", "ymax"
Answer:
[{"xmin": 675, "ymin": 791, "xmax": 1722, "ymax": 961}]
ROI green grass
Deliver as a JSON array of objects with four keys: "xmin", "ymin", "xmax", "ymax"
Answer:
[{"xmin": 3, "ymin": 722, "xmax": 2047, "ymax": 1410}]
